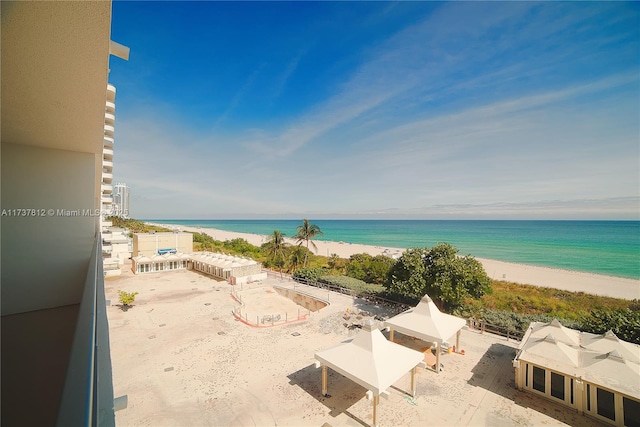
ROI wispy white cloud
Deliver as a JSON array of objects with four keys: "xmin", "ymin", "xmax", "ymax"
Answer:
[
  {"xmin": 213, "ymin": 63, "xmax": 267, "ymax": 128},
  {"xmin": 270, "ymin": 51, "xmax": 305, "ymax": 103},
  {"xmin": 113, "ymin": 2, "xmax": 639, "ymax": 219}
]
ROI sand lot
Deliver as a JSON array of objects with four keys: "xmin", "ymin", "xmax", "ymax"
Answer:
[{"xmin": 106, "ymin": 265, "xmax": 606, "ymax": 426}]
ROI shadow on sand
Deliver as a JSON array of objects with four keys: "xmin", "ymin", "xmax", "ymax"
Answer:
[
  {"xmin": 287, "ymin": 363, "xmax": 370, "ymax": 427},
  {"xmin": 468, "ymin": 342, "xmax": 605, "ymax": 427}
]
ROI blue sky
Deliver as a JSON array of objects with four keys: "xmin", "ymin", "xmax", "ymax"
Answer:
[{"xmin": 109, "ymin": 1, "xmax": 639, "ymax": 220}]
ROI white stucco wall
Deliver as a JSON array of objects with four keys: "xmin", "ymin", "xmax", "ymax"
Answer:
[{"xmin": 1, "ymin": 143, "xmax": 98, "ymax": 315}]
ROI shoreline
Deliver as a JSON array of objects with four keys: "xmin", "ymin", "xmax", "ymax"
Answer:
[{"xmin": 147, "ymin": 222, "xmax": 640, "ymax": 300}]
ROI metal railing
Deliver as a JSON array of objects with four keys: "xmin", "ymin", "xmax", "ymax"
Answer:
[
  {"xmin": 265, "ymin": 269, "xmax": 526, "ymax": 341},
  {"xmin": 281, "ymin": 273, "xmax": 412, "ymax": 317},
  {"xmin": 231, "ymin": 305, "xmax": 310, "ymax": 327},
  {"xmin": 467, "ymin": 318, "xmax": 525, "ymax": 342},
  {"xmin": 57, "ymin": 237, "xmax": 115, "ymax": 426}
]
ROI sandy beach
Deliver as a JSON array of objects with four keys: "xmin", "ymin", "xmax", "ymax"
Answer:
[{"xmin": 151, "ymin": 223, "xmax": 640, "ymax": 301}]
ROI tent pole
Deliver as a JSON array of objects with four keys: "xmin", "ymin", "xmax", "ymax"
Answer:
[
  {"xmin": 372, "ymin": 395, "xmax": 379, "ymax": 427},
  {"xmin": 436, "ymin": 343, "xmax": 440, "ymax": 374},
  {"xmin": 456, "ymin": 330, "xmax": 460, "ymax": 353},
  {"xmin": 321, "ymin": 365, "xmax": 328, "ymax": 396},
  {"xmin": 411, "ymin": 367, "xmax": 417, "ymax": 397}
]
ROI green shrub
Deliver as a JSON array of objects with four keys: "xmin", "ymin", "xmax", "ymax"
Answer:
[
  {"xmin": 454, "ymin": 305, "xmax": 582, "ymax": 334},
  {"xmin": 319, "ymin": 275, "xmax": 385, "ymax": 295},
  {"xmin": 345, "ymin": 253, "xmax": 395, "ymax": 284},
  {"xmin": 118, "ymin": 290, "xmax": 139, "ymax": 309},
  {"xmin": 579, "ymin": 308, "xmax": 640, "ymax": 344},
  {"xmin": 223, "ymin": 238, "xmax": 261, "ymax": 257},
  {"xmin": 292, "ymin": 267, "xmax": 329, "ymax": 282}
]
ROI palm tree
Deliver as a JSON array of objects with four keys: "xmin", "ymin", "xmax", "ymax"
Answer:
[
  {"xmin": 295, "ymin": 219, "xmax": 323, "ymax": 267},
  {"xmin": 264, "ymin": 229, "xmax": 288, "ymax": 278},
  {"xmin": 287, "ymin": 245, "xmax": 307, "ymax": 273}
]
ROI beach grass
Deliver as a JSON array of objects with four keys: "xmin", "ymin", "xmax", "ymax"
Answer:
[
  {"xmin": 189, "ymin": 231, "xmax": 637, "ymax": 325},
  {"xmin": 464, "ymin": 280, "xmax": 637, "ymax": 321}
]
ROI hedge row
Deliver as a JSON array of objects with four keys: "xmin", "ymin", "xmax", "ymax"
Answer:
[
  {"xmin": 455, "ymin": 305, "xmax": 639, "ymax": 344},
  {"xmin": 318, "ymin": 275, "xmax": 385, "ymax": 295}
]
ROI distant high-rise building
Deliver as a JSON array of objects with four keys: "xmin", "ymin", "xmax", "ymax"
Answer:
[
  {"xmin": 113, "ymin": 182, "xmax": 130, "ymax": 218},
  {"xmin": 101, "ymin": 83, "xmax": 116, "ymax": 224}
]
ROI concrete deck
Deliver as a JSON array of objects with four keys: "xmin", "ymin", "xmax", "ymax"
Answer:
[{"xmin": 107, "ymin": 266, "xmax": 607, "ymax": 426}]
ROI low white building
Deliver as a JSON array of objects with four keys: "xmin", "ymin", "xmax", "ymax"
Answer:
[
  {"xmin": 131, "ymin": 251, "xmax": 267, "ymax": 285},
  {"xmin": 189, "ymin": 252, "xmax": 266, "ymax": 285},
  {"xmin": 513, "ymin": 319, "xmax": 640, "ymax": 426},
  {"xmin": 131, "ymin": 253, "xmax": 190, "ymax": 274}
]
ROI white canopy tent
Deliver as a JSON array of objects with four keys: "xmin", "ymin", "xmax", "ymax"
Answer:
[
  {"xmin": 314, "ymin": 320, "xmax": 425, "ymax": 427},
  {"xmin": 384, "ymin": 295, "xmax": 466, "ymax": 373}
]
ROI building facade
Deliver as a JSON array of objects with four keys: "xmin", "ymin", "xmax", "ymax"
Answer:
[
  {"xmin": 1, "ymin": 2, "xmax": 129, "ymax": 425},
  {"xmin": 132, "ymin": 232, "xmax": 194, "ymax": 257},
  {"xmin": 113, "ymin": 182, "xmax": 130, "ymax": 218},
  {"xmin": 131, "ymin": 250, "xmax": 267, "ymax": 285},
  {"xmin": 101, "ymin": 84, "xmax": 116, "ymax": 223},
  {"xmin": 189, "ymin": 252, "xmax": 266, "ymax": 284},
  {"xmin": 514, "ymin": 320, "xmax": 640, "ymax": 427}
]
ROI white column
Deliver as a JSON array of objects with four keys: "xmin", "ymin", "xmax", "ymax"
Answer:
[
  {"xmin": 513, "ymin": 360, "xmax": 522, "ymax": 389},
  {"xmin": 321, "ymin": 365, "xmax": 328, "ymax": 396},
  {"xmin": 411, "ymin": 367, "xmax": 417, "ymax": 397}
]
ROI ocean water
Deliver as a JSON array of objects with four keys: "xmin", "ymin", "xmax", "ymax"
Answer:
[{"xmin": 148, "ymin": 220, "xmax": 640, "ymax": 280}]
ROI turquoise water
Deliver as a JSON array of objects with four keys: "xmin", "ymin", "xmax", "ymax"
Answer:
[{"xmin": 147, "ymin": 220, "xmax": 640, "ymax": 280}]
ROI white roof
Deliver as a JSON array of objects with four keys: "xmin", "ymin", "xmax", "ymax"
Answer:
[
  {"xmin": 133, "ymin": 255, "xmax": 152, "ymax": 263},
  {"xmin": 527, "ymin": 318, "xmax": 580, "ymax": 347},
  {"xmin": 187, "ymin": 252, "xmax": 255, "ymax": 270},
  {"xmin": 517, "ymin": 334, "xmax": 580, "ymax": 374},
  {"xmin": 581, "ymin": 330, "xmax": 640, "ymax": 364},
  {"xmin": 516, "ymin": 321, "xmax": 640, "ymax": 398},
  {"xmin": 384, "ymin": 295, "xmax": 466, "ymax": 344},
  {"xmin": 314, "ymin": 321, "xmax": 424, "ymax": 396}
]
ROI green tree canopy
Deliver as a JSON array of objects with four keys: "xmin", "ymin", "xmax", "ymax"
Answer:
[
  {"xmin": 385, "ymin": 243, "xmax": 491, "ymax": 310},
  {"xmin": 345, "ymin": 253, "xmax": 395, "ymax": 284},
  {"xmin": 295, "ymin": 219, "xmax": 323, "ymax": 267},
  {"xmin": 263, "ymin": 229, "xmax": 288, "ymax": 277},
  {"xmin": 287, "ymin": 245, "xmax": 308, "ymax": 273}
]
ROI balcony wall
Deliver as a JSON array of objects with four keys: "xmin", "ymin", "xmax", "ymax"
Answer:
[
  {"xmin": 1, "ymin": 2, "xmax": 116, "ymax": 425},
  {"xmin": 1, "ymin": 144, "xmax": 113, "ymax": 426},
  {"xmin": 57, "ymin": 239, "xmax": 116, "ymax": 427},
  {"xmin": 104, "ymin": 112, "xmax": 115, "ymax": 125},
  {"xmin": 102, "ymin": 171, "xmax": 113, "ymax": 183},
  {"xmin": 1, "ymin": 143, "xmax": 97, "ymax": 315},
  {"xmin": 107, "ymin": 83, "xmax": 116, "ymax": 98}
]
